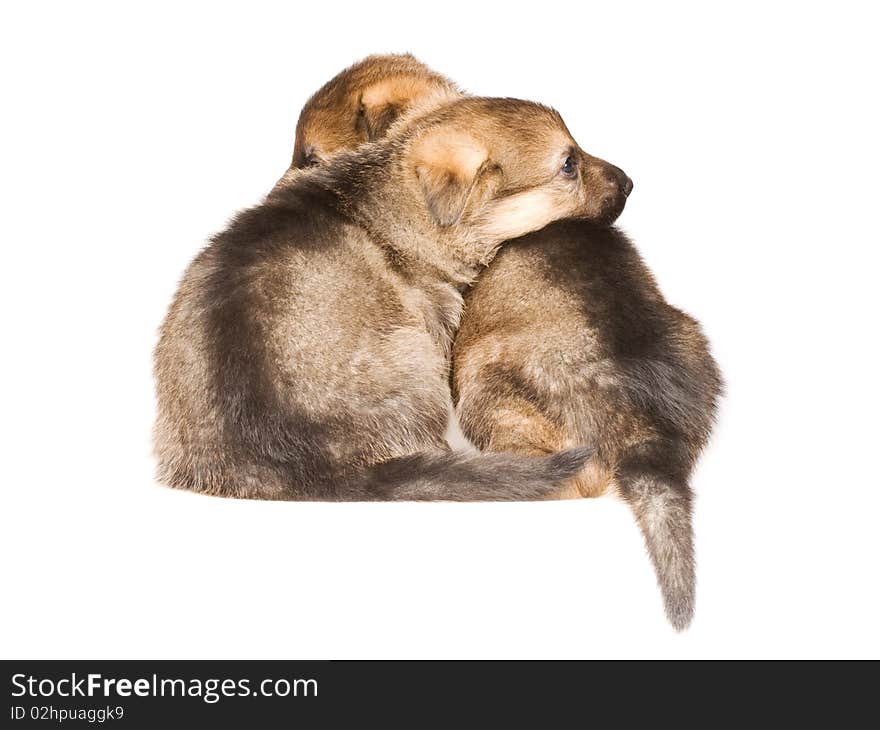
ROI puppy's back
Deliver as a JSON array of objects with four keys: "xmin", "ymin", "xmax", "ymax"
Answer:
[
  {"xmin": 453, "ymin": 220, "xmax": 722, "ymax": 629},
  {"xmin": 456, "ymin": 222, "xmax": 719, "ymax": 452}
]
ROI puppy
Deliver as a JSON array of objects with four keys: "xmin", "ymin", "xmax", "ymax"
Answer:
[
  {"xmin": 283, "ymin": 56, "xmax": 720, "ymax": 628},
  {"xmin": 153, "ymin": 91, "xmax": 631, "ymax": 501},
  {"xmin": 453, "ymin": 226, "xmax": 723, "ymax": 629}
]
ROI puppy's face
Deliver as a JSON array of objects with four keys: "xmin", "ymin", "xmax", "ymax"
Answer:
[
  {"xmin": 407, "ymin": 98, "xmax": 632, "ymax": 241},
  {"xmin": 291, "ymin": 54, "xmax": 460, "ymax": 168}
]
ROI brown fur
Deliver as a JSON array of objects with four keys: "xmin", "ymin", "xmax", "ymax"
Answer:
[
  {"xmin": 282, "ymin": 56, "xmax": 721, "ymax": 630},
  {"xmin": 277, "ymin": 54, "xmax": 461, "ymax": 184},
  {"xmin": 452, "ymin": 224, "xmax": 723, "ymax": 629},
  {"xmin": 153, "ymin": 86, "xmax": 630, "ymax": 501}
]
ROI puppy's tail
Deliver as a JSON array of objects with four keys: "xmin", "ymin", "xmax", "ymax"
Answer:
[
  {"xmin": 616, "ymin": 449, "xmax": 696, "ymax": 631},
  {"xmin": 348, "ymin": 447, "xmax": 594, "ymax": 502}
]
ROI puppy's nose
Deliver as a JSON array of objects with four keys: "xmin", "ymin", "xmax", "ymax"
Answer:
[{"xmin": 603, "ymin": 166, "xmax": 632, "ymax": 197}]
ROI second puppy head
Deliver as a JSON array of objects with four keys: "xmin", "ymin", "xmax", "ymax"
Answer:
[{"xmin": 290, "ymin": 53, "xmax": 461, "ymax": 168}]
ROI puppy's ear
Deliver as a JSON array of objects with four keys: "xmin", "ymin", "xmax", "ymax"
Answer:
[
  {"xmin": 357, "ymin": 76, "xmax": 447, "ymax": 140},
  {"xmin": 411, "ymin": 128, "xmax": 492, "ymax": 226},
  {"xmin": 357, "ymin": 99, "xmax": 401, "ymax": 140}
]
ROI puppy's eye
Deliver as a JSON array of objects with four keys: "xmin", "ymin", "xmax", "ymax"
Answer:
[
  {"xmin": 560, "ymin": 155, "xmax": 577, "ymax": 177},
  {"xmin": 303, "ymin": 153, "xmax": 320, "ymax": 168}
]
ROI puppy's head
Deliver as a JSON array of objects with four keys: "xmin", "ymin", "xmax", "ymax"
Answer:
[
  {"xmin": 406, "ymin": 98, "xmax": 632, "ymax": 242},
  {"xmin": 291, "ymin": 54, "xmax": 461, "ymax": 168}
]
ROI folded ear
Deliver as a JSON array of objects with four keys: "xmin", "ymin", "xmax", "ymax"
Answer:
[
  {"xmin": 411, "ymin": 128, "xmax": 490, "ymax": 226},
  {"xmin": 358, "ymin": 76, "xmax": 446, "ymax": 140},
  {"xmin": 357, "ymin": 97, "xmax": 401, "ymax": 141}
]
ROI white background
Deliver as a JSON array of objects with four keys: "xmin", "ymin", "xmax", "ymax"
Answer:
[{"xmin": 2, "ymin": 1, "xmax": 878, "ymax": 659}]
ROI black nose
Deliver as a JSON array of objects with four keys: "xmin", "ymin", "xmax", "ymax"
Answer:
[{"xmin": 602, "ymin": 166, "xmax": 632, "ymax": 197}]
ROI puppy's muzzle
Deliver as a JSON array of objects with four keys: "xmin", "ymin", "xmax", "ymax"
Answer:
[{"xmin": 587, "ymin": 160, "xmax": 632, "ymax": 224}]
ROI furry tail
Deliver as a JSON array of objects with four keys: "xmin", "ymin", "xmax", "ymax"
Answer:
[
  {"xmin": 617, "ymin": 451, "xmax": 696, "ymax": 631},
  {"xmin": 350, "ymin": 447, "xmax": 594, "ymax": 502}
]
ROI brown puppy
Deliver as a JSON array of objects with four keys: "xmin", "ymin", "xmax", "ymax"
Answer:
[
  {"xmin": 286, "ymin": 57, "xmax": 721, "ymax": 629},
  {"xmin": 153, "ymin": 90, "xmax": 630, "ymax": 501},
  {"xmin": 453, "ymin": 225, "xmax": 722, "ymax": 630}
]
